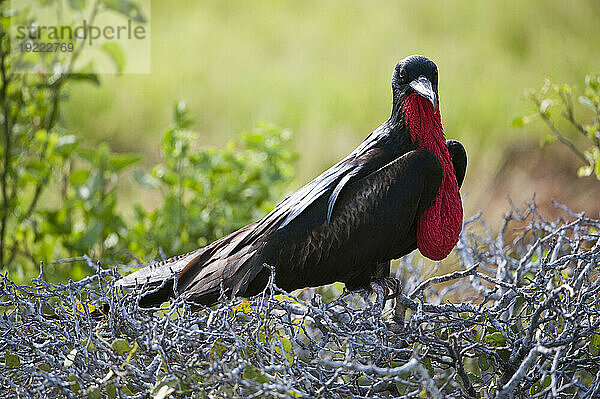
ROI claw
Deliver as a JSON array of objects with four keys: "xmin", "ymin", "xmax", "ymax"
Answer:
[
  {"xmin": 369, "ymin": 280, "xmax": 386, "ymax": 315},
  {"xmin": 370, "ymin": 277, "xmax": 406, "ymax": 332},
  {"xmin": 370, "ymin": 277, "xmax": 402, "ymax": 315},
  {"xmin": 392, "ymin": 297, "xmax": 406, "ymax": 331}
]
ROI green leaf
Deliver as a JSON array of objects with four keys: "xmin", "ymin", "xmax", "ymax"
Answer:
[
  {"xmin": 100, "ymin": 42, "xmax": 126, "ymax": 74},
  {"xmin": 174, "ymin": 101, "xmax": 193, "ymax": 129},
  {"xmin": 105, "ymin": 384, "xmax": 117, "ymax": 399},
  {"xmin": 101, "ymin": 0, "xmax": 147, "ymax": 23},
  {"xmin": 484, "ymin": 332, "xmax": 507, "ymax": 347},
  {"xmin": 513, "ymin": 296, "xmax": 527, "ymax": 315},
  {"xmin": 112, "ymin": 338, "xmax": 132, "ymax": 355},
  {"xmin": 70, "ymin": 169, "xmax": 90, "ymax": 186},
  {"xmin": 71, "ymin": 61, "xmax": 101, "ymax": 86},
  {"xmin": 467, "ymin": 371, "xmax": 484, "ymax": 385},
  {"xmin": 478, "ymin": 353, "xmax": 490, "ymax": 371},
  {"xmin": 78, "ymin": 218, "xmax": 104, "ymax": 248},
  {"xmin": 69, "ymin": 0, "xmax": 86, "ymax": 11},
  {"xmin": 25, "ymin": 160, "xmax": 50, "ymax": 181},
  {"xmin": 69, "ymin": 374, "xmax": 80, "ymax": 393},
  {"xmin": 54, "ymin": 135, "xmax": 79, "ymax": 156},
  {"xmin": 579, "ymin": 95, "xmax": 595, "ymax": 110},
  {"xmin": 133, "ymin": 170, "xmax": 160, "ymax": 188},
  {"xmin": 497, "ymin": 348, "xmax": 511, "ymax": 362},
  {"xmin": 107, "ymin": 152, "xmax": 141, "ymax": 172},
  {"xmin": 64, "ymin": 348, "xmax": 77, "ymax": 367},
  {"xmin": 395, "ymin": 381, "xmax": 408, "ymax": 395},
  {"xmin": 587, "ymin": 74, "xmax": 600, "ymax": 90},
  {"xmin": 4, "ymin": 353, "xmax": 20, "ymax": 368},
  {"xmin": 77, "ymin": 148, "xmax": 100, "ymax": 163},
  {"xmin": 243, "ymin": 365, "xmax": 269, "ymax": 384},
  {"xmin": 540, "ymin": 134, "xmax": 555, "ymax": 147},
  {"xmin": 530, "ymin": 382, "xmax": 542, "ymax": 395},
  {"xmin": 87, "ymin": 387, "xmax": 101, "ymax": 399},
  {"xmin": 34, "ymin": 129, "xmax": 48, "ymax": 143},
  {"xmin": 578, "ymin": 165, "xmax": 593, "ymax": 177},
  {"xmin": 152, "ymin": 384, "xmax": 176, "ymax": 399},
  {"xmin": 542, "ymin": 375, "xmax": 551, "ymax": 387},
  {"xmin": 209, "ymin": 339, "xmax": 228, "ymax": 360},
  {"xmin": 81, "ymin": 339, "xmax": 96, "ymax": 352},
  {"xmin": 590, "ymin": 334, "xmax": 600, "ymax": 355},
  {"xmin": 511, "ymin": 116, "xmax": 527, "ymax": 127}
]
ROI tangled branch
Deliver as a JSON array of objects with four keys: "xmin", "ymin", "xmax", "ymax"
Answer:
[{"xmin": 1, "ymin": 200, "xmax": 599, "ymax": 398}]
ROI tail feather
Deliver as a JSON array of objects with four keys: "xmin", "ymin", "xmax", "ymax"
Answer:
[
  {"xmin": 115, "ymin": 223, "xmax": 267, "ymax": 307},
  {"xmin": 115, "ymin": 248, "xmax": 205, "ymax": 290}
]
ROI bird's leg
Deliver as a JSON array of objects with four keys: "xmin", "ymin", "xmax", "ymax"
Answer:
[
  {"xmin": 369, "ymin": 277, "xmax": 401, "ymax": 316},
  {"xmin": 369, "ymin": 279, "xmax": 386, "ymax": 315},
  {"xmin": 369, "ymin": 276, "xmax": 408, "ymax": 333},
  {"xmin": 392, "ymin": 294, "xmax": 406, "ymax": 332},
  {"xmin": 384, "ymin": 277, "xmax": 405, "ymax": 328}
]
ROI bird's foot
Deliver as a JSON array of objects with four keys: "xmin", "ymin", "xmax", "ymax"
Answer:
[
  {"xmin": 369, "ymin": 277, "xmax": 407, "ymax": 333},
  {"xmin": 390, "ymin": 295, "xmax": 407, "ymax": 333},
  {"xmin": 369, "ymin": 280, "xmax": 386, "ymax": 315},
  {"xmin": 369, "ymin": 277, "xmax": 402, "ymax": 316}
]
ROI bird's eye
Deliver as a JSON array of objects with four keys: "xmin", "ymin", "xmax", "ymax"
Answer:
[{"xmin": 399, "ymin": 70, "xmax": 408, "ymax": 83}]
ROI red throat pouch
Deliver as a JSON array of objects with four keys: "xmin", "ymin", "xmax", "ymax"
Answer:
[{"xmin": 404, "ymin": 93, "xmax": 463, "ymax": 260}]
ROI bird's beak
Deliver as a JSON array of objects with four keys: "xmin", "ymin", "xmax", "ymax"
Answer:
[{"xmin": 409, "ymin": 75, "xmax": 437, "ymax": 112}]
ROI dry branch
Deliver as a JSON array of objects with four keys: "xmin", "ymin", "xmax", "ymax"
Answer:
[{"xmin": 1, "ymin": 200, "xmax": 599, "ymax": 398}]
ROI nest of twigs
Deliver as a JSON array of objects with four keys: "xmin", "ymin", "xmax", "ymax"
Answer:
[{"xmin": 1, "ymin": 200, "xmax": 599, "ymax": 398}]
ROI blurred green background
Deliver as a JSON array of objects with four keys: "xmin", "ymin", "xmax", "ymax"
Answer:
[
  {"xmin": 63, "ymin": 0, "xmax": 600, "ymax": 219},
  {"xmin": 3, "ymin": 0, "xmax": 600, "ymax": 282}
]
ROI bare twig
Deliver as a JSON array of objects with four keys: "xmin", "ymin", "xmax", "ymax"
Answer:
[{"xmin": 1, "ymin": 201, "xmax": 599, "ymax": 398}]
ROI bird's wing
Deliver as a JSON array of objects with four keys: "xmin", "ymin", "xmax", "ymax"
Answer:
[
  {"xmin": 172, "ymin": 132, "xmax": 397, "ymax": 299},
  {"xmin": 115, "ymin": 248, "xmax": 205, "ymax": 288},
  {"xmin": 278, "ymin": 126, "xmax": 391, "ymax": 228},
  {"xmin": 181, "ymin": 148, "xmax": 445, "ymax": 300},
  {"xmin": 115, "ymin": 126, "xmax": 395, "ymax": 298},
  {"xmin": 446, "ymin": 140, "xmax": 467, "ymax": 188},
  {"xmin": 187, "ymin": 126, "xmax": 394, "ymax": 254}
]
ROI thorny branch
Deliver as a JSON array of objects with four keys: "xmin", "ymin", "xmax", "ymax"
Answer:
[{"xmin": 1, "ymin": 200, "xmax": 599, "ymax": 398}]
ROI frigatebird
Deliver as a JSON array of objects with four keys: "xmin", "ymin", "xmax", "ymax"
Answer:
[{"xmin": 116, "ymin": 55, "xmax": 467, "ymax": 307}]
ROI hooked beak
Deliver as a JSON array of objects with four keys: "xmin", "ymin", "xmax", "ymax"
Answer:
[{"xmin": 409, "ymin": 75, "xmax": 437, "ymax": 112}]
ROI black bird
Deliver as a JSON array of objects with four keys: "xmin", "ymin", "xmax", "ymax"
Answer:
[{"xmin": 116, "ymin": 55, "xmax": 467, "ymax": 307}]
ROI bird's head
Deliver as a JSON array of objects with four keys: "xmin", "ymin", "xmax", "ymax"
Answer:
[{"xmin": 391, "ymin": 55, "xmax": 439, "ymax": 121}]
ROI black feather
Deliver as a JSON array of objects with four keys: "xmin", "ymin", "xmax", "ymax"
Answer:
[{"xmin": 116, "ymin": 55, "xmax": 467, "ymax": 307}]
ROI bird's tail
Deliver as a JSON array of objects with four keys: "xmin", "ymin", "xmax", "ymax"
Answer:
[
  {"xmin": 114, "ymin": 248, "xmax": 206, "ymax": 306},
  {"xmin": 115, "ymin": 223, "xmax": 265, "ymax": 307}
]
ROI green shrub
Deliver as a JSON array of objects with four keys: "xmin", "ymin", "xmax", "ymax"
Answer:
[
  {"xmin": 0, "ymin": 1, "xmax": 297, "ymax": 283},
  {"xmin": 127, "ymin": 102, "xmax": 296, "ymax": 259},
  {"xmin": 515, "ymin": 74, "xmax": 600, "ymax": 179},
  {"xmin": 0, "ymin": 0, "xmax": 148, "ymax": 281}
]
